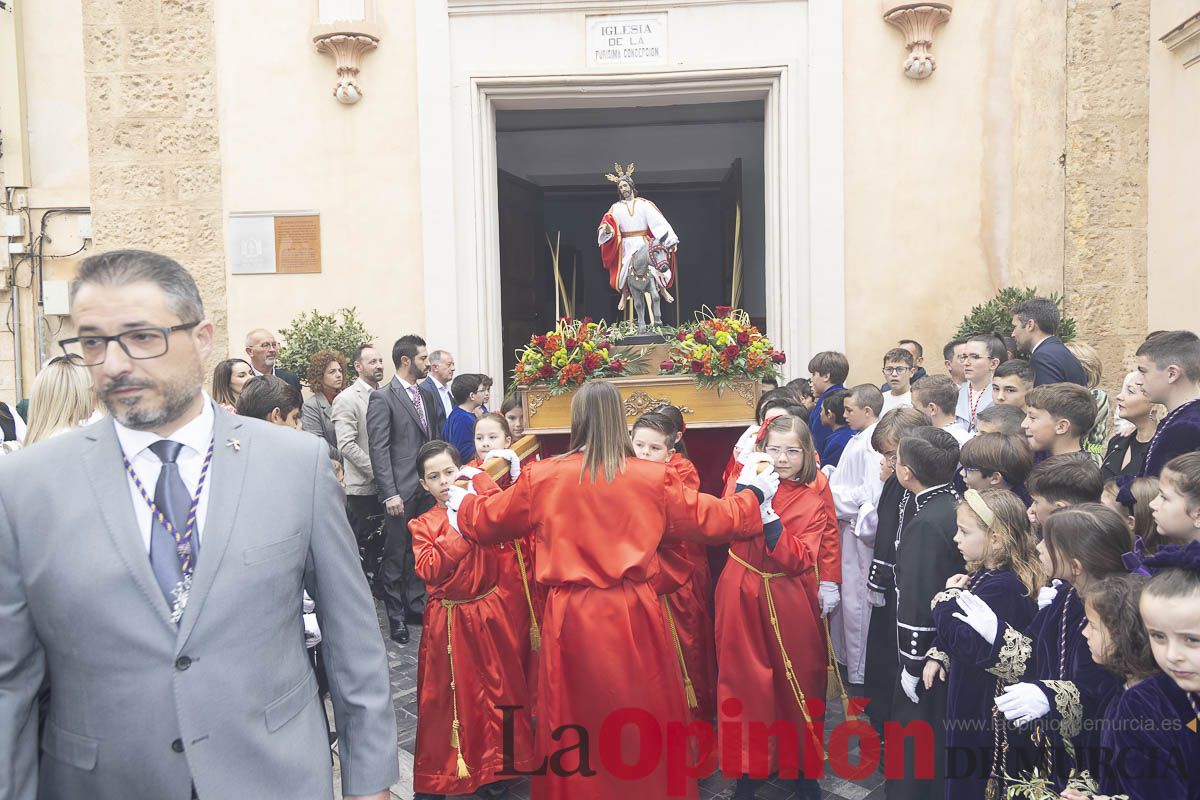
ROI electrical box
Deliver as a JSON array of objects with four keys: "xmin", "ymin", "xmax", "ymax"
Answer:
[
  {"xmin": 77, "ymin": 213, "xmax": 92, "ymax": 240},
  {"xmin": 1, "ymin": 213, "xmax": 23, "ymax": 237},
  {"xmin": 43, "ymin": 279, "xmax": 71, "ymax": 316}
]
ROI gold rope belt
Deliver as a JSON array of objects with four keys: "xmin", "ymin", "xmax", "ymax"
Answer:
[
  {"xmin": 726, "ymin": 550, "xmax": 812, "ymax": 725},
  {"xmin": 661, "ymin": 595, "xmax": 699, "ymax": 709},
  {"xmin": 512, "ymin": 541, "xmax": 542, "ymax": 652},
  {"xmin": 440, "ymin": 584, "xmax": 499, "ymax": 779},
  {"xmin": 622, "ymin": 228, "xmax": 650, "ymax": 238}
]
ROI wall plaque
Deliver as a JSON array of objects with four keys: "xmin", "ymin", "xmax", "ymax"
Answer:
[
  {"xmin": 229, "ymin": 212, "xmax": 322, "ymax": 275},
  {"xmin": 586, "ymin": 13, "xmax": 667, "ymax": 68}
]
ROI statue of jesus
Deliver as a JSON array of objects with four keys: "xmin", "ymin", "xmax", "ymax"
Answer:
[{"xmin": 596, "ymin": 163, "xmax": 679, "ymax": 311}]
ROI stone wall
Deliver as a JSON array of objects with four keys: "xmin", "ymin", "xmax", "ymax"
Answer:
[
  {"xmin": 1063, "ymin": 0, "xmax": 1151, "ymax": 385},
  {"xmin": 80, "ymin": 0, "xmax": 227, "ymax": 347}
]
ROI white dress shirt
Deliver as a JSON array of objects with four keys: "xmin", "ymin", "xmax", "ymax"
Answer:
[
  {"xmin": 113, "ymin": 397, "xmax": 215, "ymax": 553},
  {"xmin": 429, "ymin": 376, "xmax": 453, "ymax": 417}
]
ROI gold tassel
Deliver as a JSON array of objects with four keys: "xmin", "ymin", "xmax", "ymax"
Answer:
[
  {"xmin": 456, "ymin": 750, "xmax": 471, "ymax": 779},
  {"xmin": 662, "ymin": 596, "xmax": 699, "ymax": 710},
  {"xmin": 513, "ymin": 541, "xmax": 542, "ymax": 653},
  {"xmin": 449, "ymin": 719, "xmax": 460, "ymax": 750}
]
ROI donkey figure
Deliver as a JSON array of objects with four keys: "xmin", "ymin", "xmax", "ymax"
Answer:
[{"xmin": 624, "ymin": 236, "xmax": 672, "ymax": 333}]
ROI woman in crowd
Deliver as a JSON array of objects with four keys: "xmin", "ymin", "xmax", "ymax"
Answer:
[
  {"xmin": 301, "ymin": 349, "xmax": 347, "ymax": 462},
  {"xmin": 1101, "ymin": 369, "xmax": 1160, "ymax": 480},
  {"xmin": 23, "ymin": 356, "xmax": 96, "ymax": 446},
  {"xmin": 210, "ymin": 357, "xmax": 252, "ymax": 413}
]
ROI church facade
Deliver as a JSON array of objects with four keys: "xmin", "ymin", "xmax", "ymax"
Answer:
[{"xmin": 1, "ymin": 0, "xmax": 1197, "ymax": 402}]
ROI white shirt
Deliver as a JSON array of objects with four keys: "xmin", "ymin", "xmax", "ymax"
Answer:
[
  {"xmin": 955, "ymin": 381, "xmax": 995, "ymax": 432},
  {"xmin": 828, "ymin": 422, "xmax": 884, "ymax": 540},
  {"xmin": 882, "ymin": 391, "xmax": 912, "ymax": 414},
  {"xmin": 942, "ymin": 420, "xmax": 973, "ymax": 445},
  {"xmin": 113, "ymin": 398, "xmax": 215, "ymax": 553}
]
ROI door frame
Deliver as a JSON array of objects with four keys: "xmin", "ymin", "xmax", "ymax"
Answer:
[{"xmin": 415, "ymin": 3, "xmax": 846, "ymax": 386}]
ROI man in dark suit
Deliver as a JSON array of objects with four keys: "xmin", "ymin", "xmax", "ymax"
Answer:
[
  {"xmin": 366, "ymin": 334, "xmax": 440, "ymax": 643},
  {"xmin": 1010, "ymin": 298, "xmax": 1088, "ymax": 387},
  {"xmin": 244, "ymin": 327, "xmax": 303, "ymax": 394},
  {"xmin": 419, "ymin": 348, "xmax": 455, "ymax": 433}
]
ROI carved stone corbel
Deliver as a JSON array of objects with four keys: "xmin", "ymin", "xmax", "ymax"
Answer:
[
  {"xmin": 313, "ymin": 32, "xmax": 379, "ymax": 104},
  {"xmin": 882, "ymin": 1, "xmax": 953, "ymax": 80}
]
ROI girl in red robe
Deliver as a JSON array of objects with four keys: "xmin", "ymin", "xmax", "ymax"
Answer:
[
  {"xmin": 632, "ymin": 411, "xmax": 719, "ymax": 722},
  {"xmin": 450, "ymin": 381, "xmax": 777, "ymax": 800},
  {"xmin": 470, "ymin": 413, "xmax": 544, "ymax": 649},
  {"xmin": 410, "ymin": 441, "xmax": 536, "ymax": 798},
  {"xmin": 714, "ymin": 415, "xmax": 840, "ymax": 800}
]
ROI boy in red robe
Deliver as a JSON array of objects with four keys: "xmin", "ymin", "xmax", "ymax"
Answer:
[
  {"xmin": 632, "ymin": 412, "xmax": 718, "ymax": 722},
  {"xmin": 715, "ymin": 415, "xmax": 841, "ymax": 800},
  {"xmin": 410, "ymin": 441, "xmax": 536, "ymax": 799},
  {"xmin": 447, "ymin": 382, "xmax": 776, "ymax": 800}
]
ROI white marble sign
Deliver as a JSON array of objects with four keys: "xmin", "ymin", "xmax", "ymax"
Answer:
[{"xmin": 586, "ymin": 13, "xmax": 668, "ymax": 68}]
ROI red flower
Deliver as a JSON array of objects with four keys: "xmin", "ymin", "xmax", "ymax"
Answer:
[
  {"xmin": 565, "ymin": 338, "xmax": 579, "ymax": 350},
  {"xmin": 676, "ymin": 330, "xmax": 688, "ymax": 341},
  {"xmin": 610, "ymin": 358, "xmax": 626, "ymax": 372},
  {"xmin": 690, "ymin": 359, "xmax": 705, "ymax": 373},
  {"xmin": 723, "ymin": 344, "xmax": 740, "ymax": 359},
  {"xmin": 583, "ymin": 316, "xmax": 593, "ymax": 325},
  {"xmin": 693, "ymin": 330, "xmax": 708, "ymax": 344},
  {"xmin": 737, "ymin": 331, "xmax": 750, "ymax": 346},
  {"xmin": 715, "ymin": 306, "xmax": 733, "ymax": 318},
  {"xmin": 582, "ymin": 352, "xmax": 602, "ymax": 373},
  {"xmin": 772, "ymin": 352, "xmax": 787, "ymax": 364},
  {"xmin": 659, "ymin": 359, "xmax": 674, "ymax": 372},
  {"xmin": 598, "ymin": 340, "xmax": 612, "ymax": 351},
  {"xmin": 538, "ymin": 365, "xmax": 555, "ymax": 378},
  {"xmin": 533, "ymin": 335, "xmax": 548, "ymax": 350}
]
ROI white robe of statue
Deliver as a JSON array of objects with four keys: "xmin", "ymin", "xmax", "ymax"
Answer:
[
  {"xmin": 597, "ymin": 197, "xmax": 679, "ymax": 291},
  {"xmin": 825, "ymin": 422, "xmax": 884, "ymax": 685}
]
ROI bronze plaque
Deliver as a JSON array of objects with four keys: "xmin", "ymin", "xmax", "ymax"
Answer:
[{"xmin": 274, "ymin": 215, "xmax": 321, "ymax": 274}]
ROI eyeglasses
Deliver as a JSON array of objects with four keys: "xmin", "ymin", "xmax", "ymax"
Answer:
[
  {"xmin": 59, "ymin": 322, "xmax": 201, "ymax": 366},
  {"xmin": 959, "ymin": 353, "xmax": 989, "ymax": 362},
  {"xmin": 252, "ymin": 341, "xmax": 279, "ymax": 351},
  {"xmin": 882, "ymin": 366, "xmax": 911, "ymax": 375},
  {"xmin": 883, "ymin": 452, "xmax": 898, "ymax": 466},
  {"xmin": 764, "ymin": 446, "xmax": 806, "ymax": 459}
]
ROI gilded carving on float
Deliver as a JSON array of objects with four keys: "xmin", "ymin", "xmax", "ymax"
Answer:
[{"xmin": 882, "ymin": 1, "xmax": 953, "ymax": 80}]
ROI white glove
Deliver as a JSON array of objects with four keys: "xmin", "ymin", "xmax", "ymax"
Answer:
[
  {"xmin": 760, "ymin": 498, "xmax": 780, "ymax": 524},
  {"xmin": 821, "ymin": 463, "xmax": 836, "ymax": 479},
  {"xmin": 951, "ymin": 590, "xmax": 999, "ymax": 645},
  {"xmin": 1038, "ymin": 579, "xmax": 1062, "ymax": 610},
  {"xmin": 900, "ymin": 669, "xmax": 920, "ymax": 704},
  {"xmin": 446, "ymin": 485, "xmax": 469, "ymax": 533},
  {"xmin": 737, "ymin": 457, "xmax": 780, "ymax": 503},
  {"xmin": 995, "ymin": 682, "xmax": 1051, "ymax": 725},
  {"xmin": 303, "ymin": 613, "xmax": 322, "ymax": 648},
  {"xmin": 456, "ymin": 465, "xmax": 483, "ymax": 480},
  {"xmin": 868, "ymin": 590, "xmax": 886, "ymax": 608},
  {"xmin": 819, "ymin": 581, "xmax": 840, "ymax": 617},
  {"xmin": 487, "ymin": 448, "xmax": 522, "ymax": 481}
]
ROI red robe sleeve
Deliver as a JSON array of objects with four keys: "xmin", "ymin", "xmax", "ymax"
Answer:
[
  {"xmin": 458, "ymin": 470, "xmax": 534, "ymax": 546},
  {"xmin": 664, "ymin": 466, "xmax": 762, "ymax": 543},
  {"xmin": 598, "ymin": 212, "xmax": 622, "ymax": 291},
  {"xmin": 813, "ymin": 472, "xmax": 842, "ymax": 584},
  {"xmin": 669, "ymin": 454, "xmax": 701, "ymax": 492},
  {"xmin": 411, "ymin": 509, "xmax": 472, "ymax": 585}
]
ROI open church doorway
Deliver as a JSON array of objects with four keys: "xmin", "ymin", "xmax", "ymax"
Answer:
[{"xmin": 494, "ymin": 101, "xmax": 767, "ymax": 376}]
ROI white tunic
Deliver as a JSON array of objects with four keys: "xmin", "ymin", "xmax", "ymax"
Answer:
[
  {"xmin": 825, "ymin": 422, "xmax": 884, "ymax": 684},
  {"xmin": 597, "ymin": 197, "xmax": 679, "ymax": 289}
]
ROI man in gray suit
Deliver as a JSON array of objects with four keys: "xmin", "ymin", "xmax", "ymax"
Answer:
[
  {"xmin": 0, "ymin": 250, "xmax": 397, "ymax": 800},
  {"xmin": 366, "ymin": 335, "xmax": 439, "ymax": 644},
  {"xmin": 333, "ymin": 343, "xmax": 387, "ymax": 579}
]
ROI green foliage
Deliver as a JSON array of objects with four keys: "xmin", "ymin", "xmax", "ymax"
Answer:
[
  {"xmin": 956, "ymin": 287, "xmax": 1076, "ymax": 354},
  {"xmin": 277, "ymin": 308, "xmax": 374, "ymax": 383}
]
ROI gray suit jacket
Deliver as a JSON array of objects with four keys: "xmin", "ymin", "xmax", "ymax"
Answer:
[
  {"xmin": 366, "ymin": 377, "xmax": 440, "ymax": 504},
  {"xmin": 0, "ymin": 408, "xmax": 397, "ymax": 800},
  {"xmin": 300, "ymin": 391, "xmax": 341, "ymax": 462},
  {"xmin": 332, "ymin": 380, "xmax": 375, "ymax": 496}
]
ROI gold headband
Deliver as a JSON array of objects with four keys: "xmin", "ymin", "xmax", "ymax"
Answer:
[{"xmin": 963, "ymin": 489, "xmax": 996, "ymax": 528}]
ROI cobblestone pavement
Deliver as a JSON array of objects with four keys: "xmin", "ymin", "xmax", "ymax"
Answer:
[{"xmin": 335, "ymin": 601, "xmax": 888, "ymax": 800}]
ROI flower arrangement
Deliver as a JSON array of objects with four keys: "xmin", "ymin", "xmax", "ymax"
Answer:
[
  {"xmin": 511, "ymin": 318, "xmax": 639, "ymax": 395},
  {"xmin": 660, "ymin": 307, "xmax": 785, "ymax": 390}
]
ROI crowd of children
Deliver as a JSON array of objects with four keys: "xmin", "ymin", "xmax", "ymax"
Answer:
[{"xmin": 402, "ymin": 322, "xmax": 1200, "ymax": 800}]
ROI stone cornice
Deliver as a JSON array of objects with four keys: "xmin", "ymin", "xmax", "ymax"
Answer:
[
  {"xmin": 1159, "ymin": 10, "xmax": 1200, "ymax": 68},
  {"xmin": 448, "ymin": 0, "xmax": 763, "ymax": 14}
]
